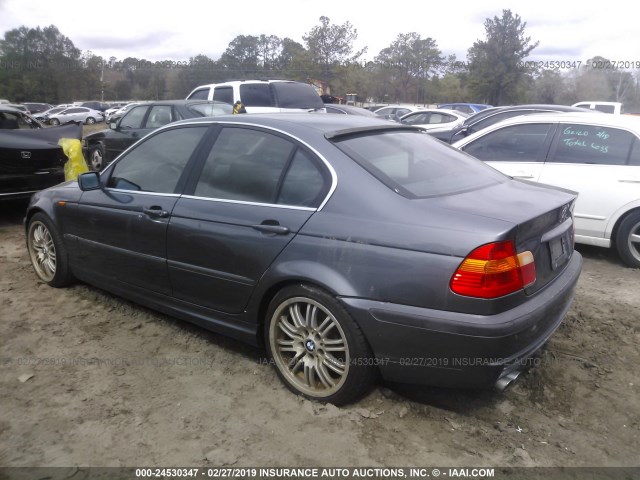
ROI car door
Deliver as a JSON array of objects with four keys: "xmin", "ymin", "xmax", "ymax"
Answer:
[
  {"xmin": 538, "ymin": 123, "xmax": 640, "ymax": 240},
  {"xmin": 66, "ymin": 125, "xmax": 210, "ymax": 295},
  {"xmin": 459, "ymin": 122, "xmax": 556, "ymax": 181},
  {"xmin": 69, "ymin": 107, "xmax": 87, "ymax": 122},
  {"xmin": 167, "ymin": 125, "xmax": 331, "ymax": 314}
]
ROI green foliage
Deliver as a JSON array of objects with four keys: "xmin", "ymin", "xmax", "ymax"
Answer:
[
  {"xmin": 2, "ymin": 17, "xmax": 639, "ymax": 109},
  {"xmin": 0, "ymin": 25, "xmax": 82, "ymax": 102},
  {"xmin": 375, "ymin": 33, "xmax": 443, "ymax": 102},
  {"xmin": 303, "ymin": 16, "xmax": 366, "ymax": 93},
  {"xmin": 466, "ymin": 9, "xmax": 539, "ymax": 105}
]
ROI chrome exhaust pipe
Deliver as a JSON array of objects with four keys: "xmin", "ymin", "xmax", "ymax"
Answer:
[{"xmin": 495, "ymin": 370, "xmax": 522, "ymax": 392}]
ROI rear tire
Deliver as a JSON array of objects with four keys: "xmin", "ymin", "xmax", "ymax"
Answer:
[
  {"xmin": 265, "ymin": 284, "xmax": 377, "ymax": 405},
  {"xmin": 27, "ymin": 212, "xmax": 74, "ymax": 287},
  {"xmin": 615, "ymin": 210, "xmax": 640, "ymax": 268}
]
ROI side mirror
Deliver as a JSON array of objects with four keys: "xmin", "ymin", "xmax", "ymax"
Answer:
[
  {"xmin": 78, "ymin": 172, "xmax": 100, "ymax": 191},
  {"xmin": 109, "ymin": 121, "xmax": 117, "ymax": 130}
]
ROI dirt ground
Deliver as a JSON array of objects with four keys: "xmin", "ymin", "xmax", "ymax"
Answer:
[{"xmin": 0, "ymin": 198, "xmax": 638, "ymax": 468}]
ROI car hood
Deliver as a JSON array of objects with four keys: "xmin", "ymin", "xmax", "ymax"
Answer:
[{"xmin": 0, "ymin": 122, "xmax": 82, "ymax": 150}]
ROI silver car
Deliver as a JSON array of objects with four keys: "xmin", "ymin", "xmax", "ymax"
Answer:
[{"xmin": 48, "ymin": 107, "xmax": 104, "ymax": 125}]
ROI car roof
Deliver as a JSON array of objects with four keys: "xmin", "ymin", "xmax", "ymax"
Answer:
[
  {"xmin": 454, "ymin": 112, "xmax": 640, "ymax": 147},
  {"xmin": 404, "ymin": 108, "xmax": 466, "ymax": 115},
  {"xmin": 439, "ymin": 102, "xmax": 491, "ymax": 107},
  {"xmin": 191, "ymin": 79, "xmax": 306, "ymax": 89},
  {"xmin": 462, "ymin": 104, "xmax": 593, "ymax": 125},
  {"xmin": 169, "ymin": 112, "xmax": 414, "ymax": 137},
  {"xmin": 324, "ymin": 104, "xmax": 378, "ymax": 116},
  {"xmin": 486, "ymin": 111, "xmax": 640, "ymax": 128}
]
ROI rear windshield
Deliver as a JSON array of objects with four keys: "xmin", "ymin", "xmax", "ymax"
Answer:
[
  {"xmin": 333, "ymin": 130, "xmax": 506, "ymax": 198},
  {"xmin": 271, "ymin": 82, "xmax": 324, "ymax": 110}
]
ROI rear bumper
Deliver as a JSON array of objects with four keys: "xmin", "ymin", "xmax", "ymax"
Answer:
[{"xmin": 340, "ymin": 251, "xmax": 582, "ymax": 388}]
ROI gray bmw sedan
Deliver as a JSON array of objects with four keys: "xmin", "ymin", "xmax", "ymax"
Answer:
[{"xmin": 25, "ymin": 114, "xmax": 582, "ymax": 405}]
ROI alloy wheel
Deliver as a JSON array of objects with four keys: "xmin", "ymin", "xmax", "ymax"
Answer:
[{"xmin": 269, "ymin": 297, "xmax": 350, "ymax": 398}]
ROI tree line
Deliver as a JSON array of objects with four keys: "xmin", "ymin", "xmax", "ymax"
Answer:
[{"xmin": 1, "ymin": 11, "xmax": 639, "ymax": 110}]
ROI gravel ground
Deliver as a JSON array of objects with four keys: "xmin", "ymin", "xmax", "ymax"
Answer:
[{"xmin": 0, "ymin": 199, "xmax": 639, "ymax": 468}]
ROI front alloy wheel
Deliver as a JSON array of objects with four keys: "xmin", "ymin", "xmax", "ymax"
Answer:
[
  {"xmin": 90, "ymin": 146, "xmax": 104, "ymax": 171},
  {"xmin": 266, "ymin": 285, "xmax": 376, "ymax": 405},
  {"xmin": 27, "ymin": 213, "xmax": 74, "ymax": 287}
]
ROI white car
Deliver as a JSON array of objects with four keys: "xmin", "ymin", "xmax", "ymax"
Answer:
[
  {"xmin": 398, "ymin": 108, "xmax": 468, "ymax": 132},
  {"xmin": 373, "ymin": 105, "xmax": 423, "ymax": 121},
  {"xmin": 48, "ymin": 107, "xmax": 104, "ymax": 125},
  {"xmin": 572, "ymin": 101, "xmax": 623, "ymax": 114},
  {"xmin": 186, "ymin": 80, "xmax": 325, "ymax": 113},
  {"xmin": 453, "ymin": 112, "xmax": 640, "ymax": 267}
]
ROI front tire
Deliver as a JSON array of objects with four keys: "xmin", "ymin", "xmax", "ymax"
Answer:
[
  {"xmin": 49, "ymin": 118, "xmax": 60, "ymax": 126},
  {"xmin": 89, "ymin": 145, "xmax": 105, "ymax": 171},
  {"xmin": 27, "ymin": 213, "xmax": 74, "ymax": 287},
  {"xmin": 265, "ymin": 284, "xmax": 376, "ymax": 405},
  {"xmin": 615, "ymin": 210, "xmax": 640, "ymax": 268},
  {"xmin": 85, "ymin": 117, "xmax": 96, "ymax": 125}
]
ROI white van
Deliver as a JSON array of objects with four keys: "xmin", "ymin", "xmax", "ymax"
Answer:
[
  {"xmin": 572, "ymin": 101, "xmax": 623, "ymax": 114},
  {"xmin": 186, "ymin": 80, "xmax": 325, "ymax": 113}
]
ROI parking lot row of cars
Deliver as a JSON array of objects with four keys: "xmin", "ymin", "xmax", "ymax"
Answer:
[{"xmin": 3, "ymin": 80, "xmax": 640, "ymax": 404}]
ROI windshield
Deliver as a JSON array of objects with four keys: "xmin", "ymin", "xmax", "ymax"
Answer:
[{"xmin": 332, "ymin": 130, "xmax": 506, "ymax": 198}]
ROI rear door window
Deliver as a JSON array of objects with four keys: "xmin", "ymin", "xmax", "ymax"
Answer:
[
  {"xmin": 550, "ymin": 124, "xmax": 636, "ymax": 165},
  {"xmin": 193, "ymin": 127, "xmax": 329, "ymax": 206}
]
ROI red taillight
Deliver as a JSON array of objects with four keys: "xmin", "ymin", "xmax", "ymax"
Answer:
[{"xmin": 450, "ymin": 240, "xmax": 536, "ymax": 299}]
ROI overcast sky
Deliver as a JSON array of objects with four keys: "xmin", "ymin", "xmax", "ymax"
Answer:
[{"xmin": 1, "ymin": 0, "xmax": 638, "ymax": 68}]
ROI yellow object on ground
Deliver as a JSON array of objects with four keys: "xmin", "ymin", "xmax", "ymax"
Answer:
[{"xmin": 59, "ymin": 138, "xmax": 89, "ymax": 181}]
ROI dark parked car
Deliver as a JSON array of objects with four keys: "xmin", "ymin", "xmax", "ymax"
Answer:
[
  {"xmin": 26, "ymin": 114, "xmax": 582, "ymax": 404},
  {"xmin": 23, "ymin": 102, "xmax": 53, "ymax": 114},
  {"xmin": 1, "ymin": 105, "xmax": 82, "ymax": 199},
  {"xmin": 75, "ymin": 101, "xmax": 111, "ymax": 112},
  {"xmin": 429, "ymin": 104, "xmax": 594, "ymax": 144},
  {"xmin": 82, "ymin": 100, "xmax": 233, "ymax": 170}
]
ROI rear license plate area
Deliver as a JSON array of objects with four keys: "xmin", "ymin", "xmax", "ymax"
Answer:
[{"xmin": 549, "ymin": 233, "xmax": 570, "ymax": 270}]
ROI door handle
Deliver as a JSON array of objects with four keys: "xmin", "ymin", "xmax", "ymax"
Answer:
[
  {"xmin": 618, "ymin": 178, "xmax": 640, "ymax": 183},
  {"xmin": 252, "ymin": 223, "xmax": 290, "ymax": 235},
  {"xmin": 143, "ymin": 206, "xmax": 169, "ymax": 218}
]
